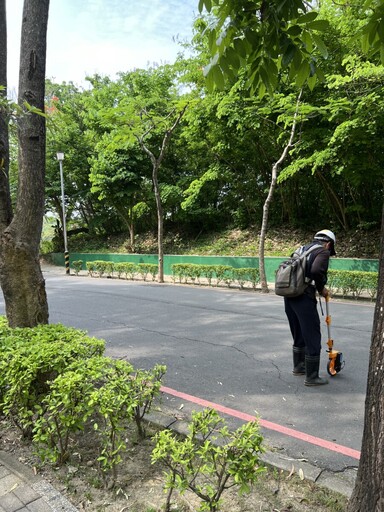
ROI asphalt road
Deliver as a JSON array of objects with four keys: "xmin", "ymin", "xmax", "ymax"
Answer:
[{"xmin": 1, "ymin": 267, "xmax": 375, "ymax": 476}]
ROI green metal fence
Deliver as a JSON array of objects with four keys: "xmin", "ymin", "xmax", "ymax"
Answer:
[{"xmin": 49, "ymin": 253, "xmax": 379, "ymax": 283}]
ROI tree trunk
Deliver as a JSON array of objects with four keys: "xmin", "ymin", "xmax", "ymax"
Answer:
[
  {"xmin": 258, "ymin": 90, "xmax": 302, "ymax": 292},
  {"xmin": 0, "ymin": 0, "xmax": 50, "ymax": 327},
  {"xmin": 152, "ymin": 162, "xmax": 164, "ymax": 283},
  {"xmin": 137, "ymin": 105, "xmax": 186, "ymax": 283},
  {"xmin": 0, "ymin": 0, "xmax": 12, "ymax": 229},
  {"xmin": 347, "ymin": 204, "xmax": 384, "ymax": 511}
]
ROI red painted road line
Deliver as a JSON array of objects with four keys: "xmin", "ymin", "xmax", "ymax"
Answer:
[{"xmin": 161, "ymin": 385, "xmax": 361, "ymax": 460}]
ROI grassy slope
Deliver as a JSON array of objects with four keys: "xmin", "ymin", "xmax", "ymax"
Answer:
[{"xmin": 64, "ymin": 226, "xmax": 381, "ymax": 260}]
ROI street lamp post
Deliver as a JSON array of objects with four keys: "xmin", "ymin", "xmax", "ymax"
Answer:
[{"xmin": 56, "ymin": 152, "xmax": 70, "ymax": 275}]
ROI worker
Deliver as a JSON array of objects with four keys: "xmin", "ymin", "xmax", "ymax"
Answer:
[{"xmin": 284, "ymin": 229, "xmax": 336, "ymax": 386}]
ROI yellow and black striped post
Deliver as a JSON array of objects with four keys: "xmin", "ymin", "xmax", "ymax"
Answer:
[{"xmin": 65, "ymin": 251, "xmax": 70, "ymax": 275}]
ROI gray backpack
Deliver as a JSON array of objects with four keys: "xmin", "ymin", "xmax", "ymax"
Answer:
[{"xmin": 274, "ymin": 244, "xmax": 322, "ymax": 297}]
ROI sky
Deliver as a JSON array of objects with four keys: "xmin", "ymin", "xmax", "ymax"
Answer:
[{"xmin": 6, "ymin": 0, "xmax": 198, "ymax": 95}]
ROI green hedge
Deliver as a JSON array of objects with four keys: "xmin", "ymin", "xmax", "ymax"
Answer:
[
  {"xmin": 0, "ymin": 317, "xmax": 165, "ymax": 486},
  {"xmin": 80, "ymin": 261, "xmax": 158, "ymax": 281},
  {"xmin": 171, "ymin": 263, "xmax": 260, "ymax": 289},
  {"xmin": 72, "ymin": 260, "xmax": 378, "ymax": 298},
  {"xmin": 328, "ymin": 269, "xmax": 378, "ymax": 299}
]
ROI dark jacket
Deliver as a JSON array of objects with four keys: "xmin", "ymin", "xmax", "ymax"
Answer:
[{"xmin": 304, "ymin": 242, "xmax": 330, "ymax": 294}]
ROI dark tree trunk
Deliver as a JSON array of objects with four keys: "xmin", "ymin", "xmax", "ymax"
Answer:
[
  {"xmin": 347, "ymin": 204, "xmax": 384, "ymax": 511},
  {"xmin": 0, "ymin": 0, "xmax": 12, "ymax": 228},
  {"xmin": 0, "ymin": 0, "xmax": 50, "ymax": 327}
]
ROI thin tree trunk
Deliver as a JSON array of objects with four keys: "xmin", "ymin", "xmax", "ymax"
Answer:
[
  {"xmin": 315, "ymin": 170, "xmax": 348, "ymax": 229},
  {"xmin": 137, "ymin": 106, "xmax": 186, "ymax": 283},
  {"xmin": 0, "ymin": 0, "xmax": 50, "ymax": 327},
  {"xmin": 153, "ymin": 162, "xmax": 164, "ymax": 282},
  {"xmin": 347, "ymin": 204, "xmax": 384, "ymax": 511},
  {"xmin": 259, "ymin": 90, "xmax": 302, "ymax": 293}
]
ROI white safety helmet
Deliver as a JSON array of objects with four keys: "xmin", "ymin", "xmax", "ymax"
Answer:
[{"xmin": 314, "ymin": 229, "xmax": 336, "ymax": 256}]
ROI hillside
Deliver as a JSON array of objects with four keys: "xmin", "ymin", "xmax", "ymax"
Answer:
[{"xmin": 66, "ymin": 226, "xmax": 381, "ymax": 260}]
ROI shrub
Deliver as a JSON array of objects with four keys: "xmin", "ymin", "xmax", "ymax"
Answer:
[
  {"xmin": 137, "ymin": 263, "xmax": 158, "ymax": 281},
  {"xmin": 0, "ymin": 322, "xmax": 105, "ymax": 437},
  {"xmin": 86, "ymin": 261, "xmax": 96, "ymax": 277},
  {"xmin": 114, "ymin": 262, "xmax": 126, "ymax": 279},
  {"xmin": 328, "ymin": 269, "xmax": 378, "ymax": 299},
  {"xmin": 33, "ymin": 356, "xmax": 166, "ymax": 487},
  {"xmin": 94, "ymin": 260, "xmax": 108, "ymax": 278},
  {"xmin": 152, "ymin": 409, "xmax": 265, "ymax": 512},
  {"xmin": 72, "ymin": 260, "xmax": 83, "ymax": 276}
]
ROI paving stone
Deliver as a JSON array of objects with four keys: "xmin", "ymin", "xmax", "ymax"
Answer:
[
  {"xmin": 0, "ymin": 468, "xmax": 11, "ymax": 480},
  {"xmin": 0, "ymin": 492, "xmax": 24, "ymax": 512},
  {"xmin": 13, "ymin": 483, "xmax": 41, "ymax": 505},
  {"xmin": 0, "ymin": 475, "xmax": 20, "ymax": 498},
  {"xmin": 26, "ymin": 498, "xmax": 53, "ymax": 512}
]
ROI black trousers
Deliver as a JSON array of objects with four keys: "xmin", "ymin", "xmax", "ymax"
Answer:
[{"xmin": 284, "ymin": 288, "xmax": 322, "ymax": 357}]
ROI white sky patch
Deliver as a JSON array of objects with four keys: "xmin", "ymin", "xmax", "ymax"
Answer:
[{"xmin": 6, "ymin": 0, "xmax": 197, "ymax": 92}]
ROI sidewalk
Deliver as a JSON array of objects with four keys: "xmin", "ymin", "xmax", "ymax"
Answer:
[{"xmin": 0, "ymin": 451, "xmax": 78, "ymax": 512}]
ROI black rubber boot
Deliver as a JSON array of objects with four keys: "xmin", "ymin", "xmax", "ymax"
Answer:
[
  {"xmin": 304, "ymin": 355, "xmax": 328, "ymax": 386},
  {"xmin": 292, "ymin": 346, "xmax": 305, "ymax": 375}
]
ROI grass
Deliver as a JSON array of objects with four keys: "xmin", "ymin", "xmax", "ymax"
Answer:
[{"xmin": 45, "ymin": 225, "xmax": 381, "ymax": 260}]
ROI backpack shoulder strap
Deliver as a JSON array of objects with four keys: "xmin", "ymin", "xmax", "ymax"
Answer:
[{"xmin": 302, "ymin": 243, "xmax": 323, "ymax": 256}]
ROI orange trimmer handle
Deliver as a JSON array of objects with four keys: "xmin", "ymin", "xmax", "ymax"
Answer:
[{"xmin": 325, "ymin": 294, "xmax": 332, "ymax": 339}]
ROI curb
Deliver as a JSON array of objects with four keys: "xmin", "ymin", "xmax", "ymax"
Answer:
[{"xmin": 146, "ymin": 404, "xmax": 356, "ymax": 500}]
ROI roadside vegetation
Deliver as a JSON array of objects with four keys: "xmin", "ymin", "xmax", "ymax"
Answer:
[
  {"xmin": 45, "ymin": 225, "xmax": 381, "ymax": 260},
  {"xmin": 0, "ymin": 318, "xmax": 349, "ymax": 512}
]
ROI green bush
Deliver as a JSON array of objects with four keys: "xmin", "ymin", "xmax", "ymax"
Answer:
[
  {"xmin": 214, "ymin": 265, "xmax": 233, "ymax": 287},
  {"xmin": 105, "ymin": 261, "xmax": 114, "ymax": 278},
  {"xmin": 93, "ymin": 260, "xmax": 108, "ymax": 278},
  {"xmin": 86, "ymin": 261, "xmax": 96, "ymax": 277},
  {"xmin": 171, "ymin": 263, "xmax": 260, "ymax": 290},
  {"xmin": 200, "ymin": 264, "xmax": 216, "ymax": 286},
  {"xmin": 32, "ymin": 356, "xmax": 166, "ymax": 487},
  {"xmin": 232, "ymin": 268, "xmax": 258, "ymax": 289},
  {"xmin": 0, "ymin": 321, "xmax": 105, "ymax": 437},
  {"xmin": 137, "ymin": 263, "xmax": 158, "ymax": 281},
  {"xmin": 114, "ymin": 262, "xmax": 127, "ymax": 279},
  {"xmin": 328, "ymin": 269, "xmax": 378, "ymax": 299},
  {"xmin": 0, "ymin": 318, "xmax": 167, "ymax": 487},
  {"xmin": 171, "ymin": 263, "xmax": 189, "ymax": 283},
  {"xmin": 152, "ymin": 409, "xmax": 265, "ymax": 512},
  {"xmin": 72, "ymin": 260, "xmax": 83, "ymax": 275}
]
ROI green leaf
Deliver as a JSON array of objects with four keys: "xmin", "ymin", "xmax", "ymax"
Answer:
[
  {"xmin": 198, "ymin": 0, "xmax": 212, "ymax": 12},
  {"xmin": 306, "ymin": 20, "xmax": 330, "ymax": 32},
  {"xmin": 295, "ymin": 60, "xmax": 310, "ymax": 88},
  {"xmin": 286, "ymin": 25, "xmax": 302, "ymax": 37},
  {"xmin": 379, "ymin": 18, "xmax": 384, "ymax": 42},
  {"xmin": 233, "ymin": 38, "xmax": 247, "ymax": 60},
  {"xmin": 301, "ymin": 30, "xmax": 313, "ymax": 52},
  {"xmin": 244, "ymin": 29, "xmax": 260, "ymax": 49},
  {"xmin": 226, "ymin": 46, "xmax": 241, "ymax": 71},
  {"xmin": 362, "ymin": 32, "xmax": 370, "ymax": 54},
  {"xmin": 312, "ymin": 34, "xmax": 328, "ymax": 58},
  {"xmin": 208, "ymin": 29, "xmax": 217, "ymax": 53},
  {"xmin": 369, "ymin": 22, "xmax": 379, "ymax": 45},
  {"xmin": 297, "ymin": 11, "xmax": 318, "ymax": 24},
  {"xmin": 212, "ymin": 64, "xmax": 225, "ymax": 90},
  {"xmin": 282, "ymin": 44, "xmax": 296, "ymax": 68},
  {"xmin": 307, "ymin": 74, "xmax": 317, "ymax": 91}
]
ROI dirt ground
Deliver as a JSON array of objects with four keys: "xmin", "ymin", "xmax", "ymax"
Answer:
[{"xmin": 0, "ymin": 414, "xmax": 348, "ymax": 512}]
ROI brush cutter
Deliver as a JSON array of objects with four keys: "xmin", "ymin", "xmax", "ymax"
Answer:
[{"xmin": 325, "ymin": 296, "xmax": 345, "ymax": 376}]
